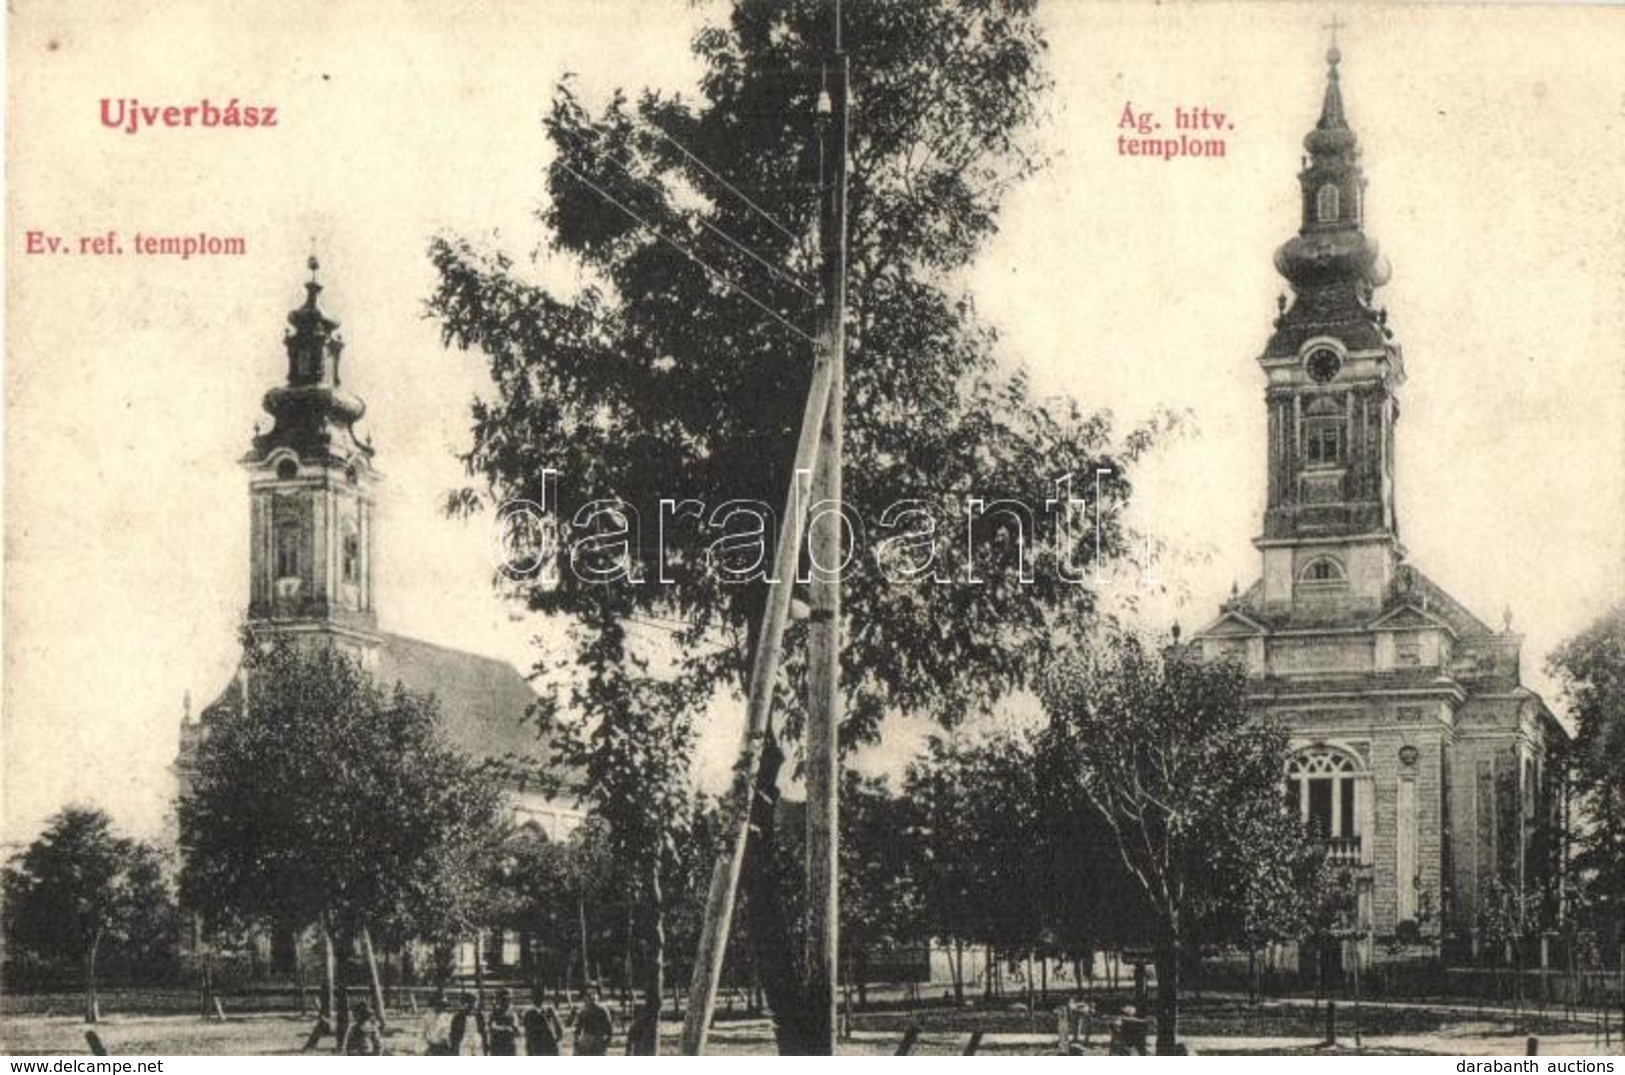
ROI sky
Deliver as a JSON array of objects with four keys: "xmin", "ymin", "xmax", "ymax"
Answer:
[{"xmin": 5, "ymin": 1, "xmax": 1622, "ymax": 845}]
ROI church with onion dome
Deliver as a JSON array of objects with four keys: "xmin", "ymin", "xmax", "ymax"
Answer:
[
  {"xmin": 173, "ymin": 259, "xmax": 584, "ymax": 978},
  {"xmin": 1192, "ymin": 44, "xmax": 1567, "ymax": 967}
]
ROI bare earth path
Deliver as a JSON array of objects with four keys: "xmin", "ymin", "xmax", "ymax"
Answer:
[{"xmin": 4, "ymin": 1011, "xmax": 1621, "ymax": 1057}]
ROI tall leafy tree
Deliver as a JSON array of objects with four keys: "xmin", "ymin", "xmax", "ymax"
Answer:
[
  {"xmin": 837, "ymin": 772, "xmax": 925, "ymax": 1008},
  {"xmin": 530, "ymin": 609, "xmax": 702, "ymax": 1053},
  {"xmin": 178, "ymin": 638, "xmax": 506, "ymax": 1048},
  {"xmin": 485, "ymin": 825, "xmax": 579, "ymax": 991},
  {"xmin": 1548, "ymin": 604, "xmax": 1625, "ymax": 964},
  {"xmin": 2, "ymin": 807, "xmax": 177, "ymax": 1023},
  {"xmin": 429, "ymin": 0, "xmax": 1156, "ymax": 1048},
  {"xmin": 906, "ymin": 726, "xmax": 1154, "ymax": 1002},
  {"xmin": 905, "ymin": 732, "xmax": 1048, "ymax": 992},
  {"xmin": 1039, "ymin": 632, "xmax": 1307, "ymax": 1053}
]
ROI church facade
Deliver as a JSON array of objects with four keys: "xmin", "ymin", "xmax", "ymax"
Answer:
[
  {"xmin": 174, "ymin": 262, "xmax": 583, "ymax": 974},
  {"xmin": 1193, "ymin": 48, "xmax": 1566, "ymax": 959}
]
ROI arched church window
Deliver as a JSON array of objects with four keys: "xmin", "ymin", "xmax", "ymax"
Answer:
[
  {"xmin": 1316, "ymin": 183, "xmax": 1340, "ymax": 223},
  {"xmin": 342, "ymin": 524, "xmax": 360, "ymax": 586},
  {"xmin": 276, "ymin": 458, "xmax": 298, "ymax": 481},
  {"xmin": 1299, "ymin": 557, "xmax": 1346, "ymax": 584},
  {"xmin": 1305, "ymin": 419, "xmax": 1345, "ymax": 466},
  {"xmin": 275, "ymin": 522, "xmax": 300, "ymax": 579},
  {"xmin": 1286, "ymin": 749, "xmax": 1360, "ymax": 839}
]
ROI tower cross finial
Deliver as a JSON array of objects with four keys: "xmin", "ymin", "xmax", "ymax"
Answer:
[{"xmin": 1324, "ymin": 12, "xmax": 1344, "ymax": 63}]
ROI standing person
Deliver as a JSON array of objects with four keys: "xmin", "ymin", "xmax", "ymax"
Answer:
[
  {"xmin": 421, "ymin": 991, "xmax": 454, "ymax": 1056},
  {"xmin": 487, "ymin": 988, "xmax": 520, "ymax": 1056},
  {"xmin": 523, "ymin": 994, "xmax": 565, "ymax": 1057},
  {"xmin": 625, "ymin": 992, "xmax": 659, "ymax": 1056},
  {"xmin": 572, "ymin": 986, "xmax": 614, "ymax": 1056},
  {"xmin": 345, "ymin": 1000, "xmax": 383, "ymax": 1056},
  {"xmin": 449, "ymin": 992, "xmax": 485, "ymax": 1055}
]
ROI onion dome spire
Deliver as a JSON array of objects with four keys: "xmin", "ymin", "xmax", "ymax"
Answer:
[
  {"xmin": 1264, "ymin": 33, "xmax": 1395, "ymax": 359},
  {"xmin": 284, "ymin": 256, "xmax": 344, "ymax": 388},
  {"xmin": 1304, "ymin": 38, "xmax": 1356, "ymax": 162},
  {"xmin": 249, "ymin": 257, "xmax": 372, "ymax": 464}
]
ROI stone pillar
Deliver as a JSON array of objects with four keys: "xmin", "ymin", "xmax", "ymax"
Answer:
[{"xmin": 1397, "ymin": 777, "xmax": 1417, "ymax": 921}]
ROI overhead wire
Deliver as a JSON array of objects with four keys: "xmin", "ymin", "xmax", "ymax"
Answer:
[
  {"xmin": 637, "ymin": 119, "xmax": 804, "ymax": 244},
  {"xmin": 554, "ymin": 159, "xmax": 816, "ymax": 345},
  {"xmin": 553, "ymin": 125, "xmax": 816, "ymax": 299}
]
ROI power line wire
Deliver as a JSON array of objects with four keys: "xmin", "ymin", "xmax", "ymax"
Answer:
[
  {"xmin": 638, "ymin": 120, "xmax": 803, "ymax": 244},
  {"xmin": 555, "ymin": 126, "xmax": 815, "ymax": 298},
  {"xmin": 556, "ymin": 160, "xmax": 816, "ymax": 345}
]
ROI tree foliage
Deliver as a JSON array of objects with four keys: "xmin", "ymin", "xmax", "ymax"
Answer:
[
  {"xmin": 2, "ymin": 807, "xmax": 177, "ymax": 1019},
  {"xmin": 428, "ymin": 0, "xmax": 1149, "ymax": 743},
  {"xmin": 428, "ymin": 0, "xmax": 1164, "ymax": 1048},
  {"xmin": 1039, "ymin": 631, "xmax": 1314, "ymax": 1052},
  {"xmin": 838, "ymin": 772, "xmax": 926, "ymax": 985},
  {"xmin": 178, "ymin": 639, "xmax": 507, "ymax": 946},
  {"xmin": 905, "ymin": 732, "xmax": 1053, "ymax": 960},
  {"xmin": 525, "ymin": 609, "xmax": 703, "ymax": 1051},
  {"xmin": 1547, "ymin": 603, "xmax": 1625, "ymax": 946},
  {"xmin": 484, "ymin": 824, "xmax": 579, "ymax": 986}
]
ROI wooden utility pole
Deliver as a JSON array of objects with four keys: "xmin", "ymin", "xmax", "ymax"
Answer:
[
  {"xmin": 680, "ymin": 7, "xmax": 850, "ymax": 1055},
  {"xmin": 679, "ymin": 281, "xmax": 839, "ymax": 1057},
  {"xmin": 803, "ymin": 27, "xmax": 849, "ymax": 1056}
]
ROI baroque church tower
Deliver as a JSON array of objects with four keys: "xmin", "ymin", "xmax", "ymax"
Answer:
[
  {"xmin": 174, "ymin": 259, "xmax": 584, "ymax": 979},
  {"xmin": 1195, "ymin": 44, "xmax": 1566, "ymax": 961},
  {"xmin": 1257, "ymin": 42, "xmax": 1401, "ymax": 619},
  {"xmin": 176, "ymin": 256, "xmax": 582, "ymax": 882},
  {"xmin": 243, "ymin": 258, "xmax": 380, "ymax": 660}
]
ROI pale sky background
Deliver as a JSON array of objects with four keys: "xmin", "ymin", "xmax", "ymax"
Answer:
[{"xmin": 5, "ymin": 1, "xmax": 1622, "ymax": 845}]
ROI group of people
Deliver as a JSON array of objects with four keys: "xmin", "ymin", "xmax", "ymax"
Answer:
[{"xmin": 414, "ymin": 987, "xmax": 618, "ymax": 1057}]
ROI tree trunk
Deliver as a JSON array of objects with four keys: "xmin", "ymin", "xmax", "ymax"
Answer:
[
  {"xmin": 578, "ymin": 896, "xmax": 591, "ymax": 990},
  {"xmin": 623, "ymin": 903, "xmax": 635, "ymax": 1010},
  {"xmin": 841, "ymin": 964, "xmax": 854, "ymax": 1037},
  {"xmin": 333, "ymin": 932, "xmax": 351, "ymax": 1055},
  {"xmin": 951, "ymin": 940, "xmax": 965, "ymax": 1006},
  {"xmin": 639, "ymin": 855, "xmax": 666, "ymax": 1057},
  {"xmin": 1153, "ymin": 939, "xmax": 1180, "ymax": 1055},
  {"xmin": 1027, "ymin": 950, "xmax": 1037, "ymax": 1026},
  {"xmin": 83, "ymin": 929, "xmax": 102, "ymax": 1024},
  {"xmin": 360, "ymin": 924, "xmax": 388, "ymax": 1030},
  {"xmin": 321, "ymin": 922, "xmax": 338, "ymax": 1034},
  {"xmin": 739, "ymin": 732, "xmax": 820, "ymax": 1054}
]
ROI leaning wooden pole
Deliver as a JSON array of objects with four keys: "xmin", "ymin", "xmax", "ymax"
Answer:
[
  {"xmin": 679, "ymin": 324, "xmax": 837, "ymax": 1056},
  {"xmin": 360, "ymin": 924, "xmax": 388, "ymax": 1030},
  {"xmin": 802, "ymin": 44, "xmax": 849, "ymax": 1057}
]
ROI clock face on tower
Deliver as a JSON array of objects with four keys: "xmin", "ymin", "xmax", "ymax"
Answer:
[{"xmin": 1306, "ymin": 346, "xmax": 1342, "ymax": 383}]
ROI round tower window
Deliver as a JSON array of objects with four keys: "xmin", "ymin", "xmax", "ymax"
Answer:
[{"xmin": 276, "ymin": 459, "xmax": 298, "ymax": 481}]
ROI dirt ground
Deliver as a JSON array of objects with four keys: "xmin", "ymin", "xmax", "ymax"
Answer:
[
  {"xmin": 2, "ymin": 1009, "xmax": 1618, "ymax": 1056},
  {"xmin": 3, "ymin": 1000, "xmax": 1625, "ymax": 1065},
  {"xmin": 0, "ymin": 1014, "xmax": 1039, "ymax": 1057}
]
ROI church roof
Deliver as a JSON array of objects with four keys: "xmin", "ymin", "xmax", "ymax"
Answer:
[
  {"xmin": 375, "ymin": 632, "xmax": 549, "ymax": 766},
  {"xmin": 193, "ymin": 632, "xmax": 578, "ymax": 789},
  {"xmin": 1213, "ymin": 565, "xmax": 1497, "ymax": 640}
]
